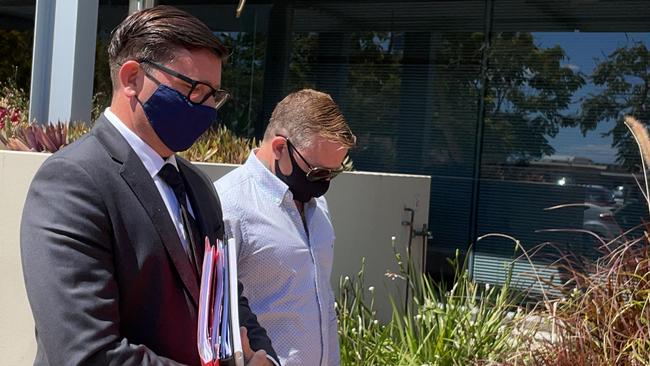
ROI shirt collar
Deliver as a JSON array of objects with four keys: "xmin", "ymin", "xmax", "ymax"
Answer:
[
  {"xmin": 104, "ymin": 108, "xmax": 178, "ymax": 177},
  {"xmin": 244, "ymin": 149, "xmax": 293, "ymax": 206}
]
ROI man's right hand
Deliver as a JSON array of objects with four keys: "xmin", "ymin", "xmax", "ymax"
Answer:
[{"xmin": 240, "ymin": 327, "xmax": 273, "ymax": 366}]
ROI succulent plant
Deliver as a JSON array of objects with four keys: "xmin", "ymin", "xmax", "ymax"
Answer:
[
  {"xmin": 179, "ymin": 124, "xmax": 257, "ymax": 164},
  {"xmin": 0, "ymin": 122, "xmax": 77, "ymax": 153}
]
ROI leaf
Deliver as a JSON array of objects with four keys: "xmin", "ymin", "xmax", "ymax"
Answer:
[
  {"xmin": 7, "ymin": 137, "xmax": 30, "ymax": 151},
  {"xmin": 34, "ymin": 125, "xmax": 57, "ymax": 152},
  {"xmin": 23, "ymin": 125, "xmax": 40, "ymax": 151}
]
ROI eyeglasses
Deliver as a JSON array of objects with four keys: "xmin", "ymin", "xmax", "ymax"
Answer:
[
  {"xmin": 280, "ymin": 136, "xmax": 350, "ymax": 182},
  {"xmin": 139, "ymin": 59, "xmax": 230, "ymax": 110}
]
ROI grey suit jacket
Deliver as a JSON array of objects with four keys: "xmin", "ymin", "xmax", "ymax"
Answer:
[{"xmin": 20, "ymin": 116, "xmax": 277, "ymax": 365}]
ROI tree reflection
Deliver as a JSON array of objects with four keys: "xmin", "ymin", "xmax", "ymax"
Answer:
[
  {"xmin": 577, "ymin": 42, "xmax": 650, "ymax": 170},
  {"xmin": 218, "ymin": 32, "xmax": 266, "ymax": 137},
  {"xmin": 483, "ymin": 32, "xmax": 586, "ymax": 165}
]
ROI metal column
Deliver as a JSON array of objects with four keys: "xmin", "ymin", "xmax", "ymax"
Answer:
[
  {"xmin": 28, "ymin": 0, "xmax": 54, "ymax": 124},
  {"xmin": 29, "ymin": 0, "xmax": 99, "ymax": 125},
  {"xmin": 256, "ymin": 1, "xmax": 294, "ymax": 140}
]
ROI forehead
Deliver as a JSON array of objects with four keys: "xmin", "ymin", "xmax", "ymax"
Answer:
[
  {"xmin": 165, "ymin": 48, "xmax": 222, "ymax": 84},
  {"xmin": 300, "ymin": 135, "xmax": 348, "ymax": 168}
]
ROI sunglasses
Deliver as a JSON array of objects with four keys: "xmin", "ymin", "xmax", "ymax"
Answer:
[
  {"xmin": 280, "ymin": 136, "xmax": 350, "ymax": 182},
  {"xmin": 139, "ymin": 59, "xmax": 230, "ymax": 110}
]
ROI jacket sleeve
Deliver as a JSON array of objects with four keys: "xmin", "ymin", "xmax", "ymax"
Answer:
[
  {"xmin": 237, "ymin": 281, "xmax": 280, "ymax": 364},
  {"xmin": 20, "ymin": 157, "xmax": 186, "ymax": 366}
]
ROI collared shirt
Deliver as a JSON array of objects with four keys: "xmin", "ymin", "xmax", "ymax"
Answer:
[
  {"xmin": 104, "ymin": 108, "xmax": 193, "ymax": 255},
  {"xmin": 215, "ymin": 150, "xmax": 340, "ymax": 366}
]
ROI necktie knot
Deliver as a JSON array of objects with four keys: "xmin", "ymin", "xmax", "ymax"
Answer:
[{"xmin": 158, "ymin": 163, "xmax": 186, "ymax": 205}]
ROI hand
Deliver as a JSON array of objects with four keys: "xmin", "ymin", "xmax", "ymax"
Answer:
[{"xmin": 240, "ymin": 327, "xmax": 273, "ymax": 366}]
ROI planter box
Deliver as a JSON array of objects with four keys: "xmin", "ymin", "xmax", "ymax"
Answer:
[{"xmin": 0, "ymin": 150, "xmax": 430, "ymax": 363}]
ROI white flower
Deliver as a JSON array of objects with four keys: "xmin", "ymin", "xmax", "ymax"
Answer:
[
  {"xmin": 385, "ymin": 271, "xmax": 405, "ymax": 281},
  {"xmin": 368, "ymin": 286, "xmax": 375, "ymax": 293}
]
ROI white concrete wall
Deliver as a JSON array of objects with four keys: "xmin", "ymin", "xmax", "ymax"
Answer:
[
  {"xmin": 0, "ymin": 151, "xmax": 430, "ymax": 363},
  {"xmin": 0, "ymin": 151, "xmax": 49, "ymax": 365},
  {"xmin": 197, "ymin": 163, "xmax": 431, "ymax": 322}
]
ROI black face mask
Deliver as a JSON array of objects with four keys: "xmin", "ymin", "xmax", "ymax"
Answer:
[{"xmin": 275, "ymin": 148, "xmax": 330, "ymax": 203}]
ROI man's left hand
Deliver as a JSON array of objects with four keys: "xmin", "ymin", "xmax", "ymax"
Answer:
[{"xmin": 240, "ymin": 327, "xmax": 273, "ymax": 366}]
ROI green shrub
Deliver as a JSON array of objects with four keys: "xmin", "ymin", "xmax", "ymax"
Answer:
[
  {"xmin": 337, "ymin": 239, "xmax": 533, "ymax": 366},
  {"xmin": 0, "ymin": 84, "xmax": 256, "ymax": 164},
  {"xmin": 179, "ymin": 125, "xmax": 256, "ymax": 164},
  {"xmin": 337, "ymin": 259, "xmax": 399, "ymax": 365},
  {"xmin": 2, "ymin": 119, "xmax": 256, "ymax": 165}
]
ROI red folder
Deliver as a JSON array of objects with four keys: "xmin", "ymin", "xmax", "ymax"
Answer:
[{"xmin": 197, "ymin": 238, "xmax": 244, "ymax": 366}]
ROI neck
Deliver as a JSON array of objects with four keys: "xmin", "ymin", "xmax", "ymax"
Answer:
[
  {"xmin": 255, "ymin": 144, "xmax": 276, "ymax": 172},
  {"xmin": 110, "ymin": 101, "xmax": 173, "ymax": 158}
]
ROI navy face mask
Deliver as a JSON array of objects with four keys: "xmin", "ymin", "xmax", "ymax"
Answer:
[
  {"xmin": 275, "ymin": 147, "xmax": 330, "ymax": 203},
  {"xmin": 140, "ymin": 84, "xmax": 217, "ymax": 152}
]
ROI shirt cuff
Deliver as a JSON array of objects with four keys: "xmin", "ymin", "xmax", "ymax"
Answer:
[{"xmin": 266, "ymin": 354, "xmax": 280, "ymax": 366}]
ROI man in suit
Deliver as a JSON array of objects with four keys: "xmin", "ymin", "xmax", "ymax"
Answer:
[{"xmin": 20, "ymin": 6, "xmax": 278, "ymax": 366}]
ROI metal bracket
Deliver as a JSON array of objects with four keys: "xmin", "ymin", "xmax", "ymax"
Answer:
[
  {"xmin": 402, "ymin": 208, "xmax": 433, "ymax": 310},
  {"xmin": 413, "ymin": 224, "xmax": 432, "ymax": 239}
]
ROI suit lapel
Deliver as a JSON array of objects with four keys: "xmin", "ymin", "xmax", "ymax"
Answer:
[
  {"xmin": 92, "ymin": 117, "xmax": 200, "ymax": 307},
  {"xmin": 120, "ymin": 155, "xmax": 200, "ymax": 306}
]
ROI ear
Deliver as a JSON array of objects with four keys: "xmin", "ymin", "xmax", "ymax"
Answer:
[
  {"xmin": 270, "ymin": 136, "xmax": 287, "ymax": 160},
  {"xmin": 118, "ymin": 60, "xmax": 144, "ymax": 98}
]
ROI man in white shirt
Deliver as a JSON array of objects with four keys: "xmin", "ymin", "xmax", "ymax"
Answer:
[{"xmin": 216, "ymin": 89, "xmax": 357, "ymax": 366}]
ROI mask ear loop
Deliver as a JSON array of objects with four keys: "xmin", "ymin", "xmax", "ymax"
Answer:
[
  {"xmin": 279, "ymin": 140, "xmax": 296, "ymax": 176},
  {"xmin": 132, "ymin": 63, "xmax": 161, "ymax": 109},
  {"xmin": 134, "ymin": 94, "xmax": 144, "ymax": 108}
]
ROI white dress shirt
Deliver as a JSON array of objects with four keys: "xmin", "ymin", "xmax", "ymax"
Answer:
[
  {"xmin": 216, "ymin": 150, "xmax": 340, "ymax": 366},
  {"xmin": 104, "ymin": 108, "xmax": 193, "ymax": 255}
]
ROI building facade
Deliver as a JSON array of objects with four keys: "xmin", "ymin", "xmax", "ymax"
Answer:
[{"xmin": 1, "ymin": 0, "xmax": 649, "ymax": 285}]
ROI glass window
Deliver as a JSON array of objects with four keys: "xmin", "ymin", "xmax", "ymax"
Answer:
[
  {"xmin": 89, "ymin": 0, "xmax": 650, "ymax": 288},
  {"xmin": 156, "ymin": 1, "xmax": 272, "ymax": 137},
  {"xmin": 474, "ymin": 0, "xmax": 650, "ymax": 290},
  {"xmin": 287, "ymin": 1, "xmax": 487, "ymax": 282}
]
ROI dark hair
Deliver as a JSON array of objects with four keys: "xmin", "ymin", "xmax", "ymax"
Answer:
[{"xmin": 107, "ymin": 5, "xmax": 227, "ymax": 88}]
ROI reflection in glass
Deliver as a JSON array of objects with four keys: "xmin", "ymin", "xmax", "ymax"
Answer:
[{"xmin": 475, "ymin": 29, "xmax": 650, "ymax": 292}]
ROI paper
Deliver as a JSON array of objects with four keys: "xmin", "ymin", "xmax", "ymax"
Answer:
[
  {"xmin": 197, "ymin": 237, "xmax": 244, "ymax": 366},
  {"xmin": 228, "ymin": 238, "xmax": 244, "ymax": 366}
]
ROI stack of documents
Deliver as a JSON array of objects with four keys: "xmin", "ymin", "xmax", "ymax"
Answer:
[{"xmin": 197, "ymin": 238, "xmax": 244, "ymax": 366}]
